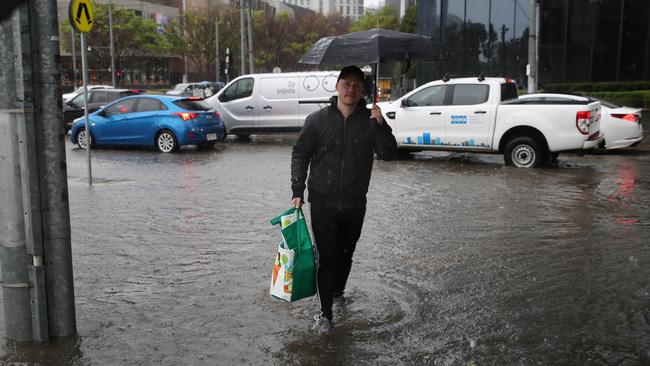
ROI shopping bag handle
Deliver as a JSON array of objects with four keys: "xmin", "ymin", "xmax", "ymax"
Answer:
[
  {"xmin": 294, "ymin": 207, "xmax": 303, "ymax": 255},
  {"xmin": 270, "ymin": 207, "xmax": 306, "ymax": 254},
  {"xmin": 270, "ymin": 206, "xmax": 296, "ymax": 226}
]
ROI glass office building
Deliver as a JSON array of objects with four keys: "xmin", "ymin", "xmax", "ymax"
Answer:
[{"xmin": 417, "ymin": 0, "xmax": 650, "ymax": 86}]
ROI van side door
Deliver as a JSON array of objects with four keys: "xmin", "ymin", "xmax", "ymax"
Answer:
[
  {"xmin": 217, "ymin": 77, "xmax": 256, "ymax": 132},
  {"xmin": 445, "ymin": 84, "xmax": 494, "ymax": 149},
  {"xmin": 258, "ymin": 76, "xmax": 300, "ymax": 131}
]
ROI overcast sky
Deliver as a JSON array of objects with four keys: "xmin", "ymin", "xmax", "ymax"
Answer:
[{"xmin": 365, "ymin": 0, "xmax": 382, "ymax": 9}]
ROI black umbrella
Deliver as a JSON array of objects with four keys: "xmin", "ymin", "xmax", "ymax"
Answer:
[
  {"xmin": 299, "ymin": 28, "xmax": 438, "ymax": 100},
  {"xmin": 299, "ymin": 28, "xmax": 437, "ymax": 65}
]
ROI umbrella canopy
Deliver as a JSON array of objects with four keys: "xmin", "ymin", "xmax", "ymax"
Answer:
[{"xmin": 299, "ymin": 28, "xmax": 438, "ymax": 66}]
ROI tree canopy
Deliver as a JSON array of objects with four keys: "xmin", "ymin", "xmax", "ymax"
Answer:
[
  {"xmin": 60, "ymin": 4, "xmax": 171, "ymax": 79},
  {"xmin": 349, "ymin": 5, "xmax": 399, "ymax": 32}
]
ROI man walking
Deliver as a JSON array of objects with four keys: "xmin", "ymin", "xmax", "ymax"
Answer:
[{"xmin": 290, "ymin": 65, "xmax": 397, "ymax": 334}]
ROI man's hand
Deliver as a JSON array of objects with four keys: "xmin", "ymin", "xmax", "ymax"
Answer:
[
  {"xmin": 292, "ymin": 197, "xmax": 303, "ymax": 208},
  {"xmin": 371, "ymin": 103, "xmax": 384, "ymax": 125}
]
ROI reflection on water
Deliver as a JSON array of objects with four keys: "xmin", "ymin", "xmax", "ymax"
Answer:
[{"xmin": 1, "ymin": 136, "xmax": 649, "ymax": 365}]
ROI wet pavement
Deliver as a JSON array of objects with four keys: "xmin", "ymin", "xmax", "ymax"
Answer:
[{"xmin": 1, "ymin": 127, "xmax": 649, "ymax": 365}]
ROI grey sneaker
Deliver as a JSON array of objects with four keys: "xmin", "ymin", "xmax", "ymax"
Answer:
[{"xmin": 311, "ymin": 314, "xmax": 334, "ymax": 334}]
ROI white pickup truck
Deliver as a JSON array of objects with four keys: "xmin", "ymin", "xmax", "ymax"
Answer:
[{"xmin": 377, "ymin": 77, "xmax": 603, "ymax": 167}]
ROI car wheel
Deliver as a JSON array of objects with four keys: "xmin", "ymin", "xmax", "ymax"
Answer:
[
  {"xmin": 235, "ymin": 134, "xmax": 251, "ymax": 141},
  {"xmin": 76, "ymin": 129, "xmax": 92, "ymax": 149},
  {"xmin": 504, "ymin": 136, "xmax": 545, "ymax": 168},
  {"xmin": 156, "ymin": 130, "xmax": 179, "ymax": 153}
]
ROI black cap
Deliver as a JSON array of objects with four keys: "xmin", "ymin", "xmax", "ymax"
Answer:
[{"xmin": 337, "ymin": 65, "xmax": 365, "ymax": 83}]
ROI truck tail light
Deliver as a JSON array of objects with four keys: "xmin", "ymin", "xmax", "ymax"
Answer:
[
  {"xmin": 611, "ymin": 113, "xmax": 639, "ymax": 123},
  {"xmin": 173, "ymin": 112, "xmax": 198, "ymax": 121},
  {"xmin": 576, "ymin": 110, "xmax": 591, "ymax": 135},
  {"xmin": 214, "ymin": 111, "xmax": 221, "ymax": 119}
]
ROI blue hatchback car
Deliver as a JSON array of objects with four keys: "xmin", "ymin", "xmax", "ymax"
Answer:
[{"xmin": 70, "ymin": 95, "xmax": 226, "ymax": 152}]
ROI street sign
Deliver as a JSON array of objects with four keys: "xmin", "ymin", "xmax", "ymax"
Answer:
[{"xmin": 68, "ymin": 0, "xmax": 95, "ymax": 33}]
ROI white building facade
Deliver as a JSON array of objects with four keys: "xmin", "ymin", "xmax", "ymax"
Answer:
[{"xmin": 278, "ymin": 0, "xmax": 365, "ymax": 20}]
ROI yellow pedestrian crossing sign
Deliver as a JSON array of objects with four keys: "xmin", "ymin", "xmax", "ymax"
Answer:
[{"xmin": 69, "ymin": 0, "xmax": 95, "ymax": 33}]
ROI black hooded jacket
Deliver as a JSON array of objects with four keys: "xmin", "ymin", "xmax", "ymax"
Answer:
[{"xmin": 291, "ymin": 96, "xmax": 397, "ymax": 209}]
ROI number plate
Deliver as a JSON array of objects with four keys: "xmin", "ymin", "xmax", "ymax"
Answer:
[{"xmin": 207, "ymin": 133, "xmax": 217, "ymax": 141}]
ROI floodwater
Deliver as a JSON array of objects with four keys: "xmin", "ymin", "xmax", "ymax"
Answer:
[{"xmin": 1, "ymin": 128, "xmax": 649, "ymax": 365}]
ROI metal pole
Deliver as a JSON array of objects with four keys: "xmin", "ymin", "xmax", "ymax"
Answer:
[
  {"xmin": 72, "ymin": 29, "xmax": 77, "ymax": 88},
  {"xmin": 247, "ymin": 0, "xmax": 254, "ymax": 74},
  {"xmin": 536, "ymin": 0, "xmax": 540, "ymax": 85},
  {"xmin": 109, "ymin": 0, "xmax": 116, "ymax": 87},
  {"xmin": 513, "ymin": 0, "xmax": 517, "ymax": 77},
  {"xmin": 31, "ymin": 0, "xmax": 76, "ymax": 338},
  {"xmin": 182, "ymin": 0, "xmax": 188, "ymax": 83},
  {"xmin": 240, "ymin": 0, "xmax": 246, "ymax": 75},
  {"xmin": 225, "ymin": 47, "xmax": 230, "ymax": 83},
  {"xmin": 215, "ymin": 18, "xmax": 220, "ymax": 81},
  {"xmin": 0, "ymin": 7, "xmax": 33, "ymax": 341},
  {"xmin": 462, "ymin": 0, "xmax": 466, "ymax": 74},
  {"xmin": 81, "ymin": 33, "xmax": 92, "ymax": 186},
  {"xmin": 527, "ymin": 0, "xmax": 537, "ymax": 93},
  {"xmin": 615, "ymin": 0, "xmax": 624, "ymax": 81},
  {"xmin": 488, "ymin": 0, "xmax": 492, "ymax": 70}
]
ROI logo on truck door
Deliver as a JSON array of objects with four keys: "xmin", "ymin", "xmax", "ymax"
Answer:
[{"xmin": 450, "ymin": 115, "xmax": 467, "ymax": 124}]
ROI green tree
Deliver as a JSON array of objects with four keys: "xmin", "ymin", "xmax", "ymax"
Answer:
[
  {"xmin": 164, "ymin": 4, "xmax": 252, "ymax": 80},
  {"xmin": 349, "ymin": 5, "xmax": 399, "ymax": 32},
  {"xmin": 253, "ymin": 11, "xmax": 350, "ymax": 72},
  {"xmin": 60, "ymin": 4, "xmax": 170, "ymax": 83},
  {"xmin": 399, "ymin": 4, "xmax": 417, "ymax": 33},
  {"xmin": 165, "ymin": 8, "xmax": 225, "ymax": 80}
]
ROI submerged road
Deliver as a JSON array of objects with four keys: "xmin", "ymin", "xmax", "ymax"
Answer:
[{"xmin": 1, "ymin": 128, "xmax": 649, "ymax": 365}]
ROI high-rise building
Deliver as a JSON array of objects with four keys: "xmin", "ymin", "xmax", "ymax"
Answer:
[
  {"xmin": 416, "ymin": 0, "xmax": 650, "ymax": 85},
  {"xmin": 278, "ymin": 0, "xmax": 365, "ymax": 20}
]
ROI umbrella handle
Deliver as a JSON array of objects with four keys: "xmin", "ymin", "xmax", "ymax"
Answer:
[{"xmin": 373, "ymin": 63, "xmax": 378, "ymax": 103}]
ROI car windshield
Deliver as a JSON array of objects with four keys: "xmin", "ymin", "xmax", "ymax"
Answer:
[
  {"xmin": 70, "ymin": 93, "xmax": 85, "ymax": 105},
  {"xmin": 173, "ymin": 83, "xmax": 190, "ymax": 91},
  {"xmin": 173, "ymin": 99, "xmax": 211, "ymax": 111}
]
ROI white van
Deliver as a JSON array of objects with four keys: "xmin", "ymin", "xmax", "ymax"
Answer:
[{"xmin": 205, "ymin": 71, "xmax": 339, "ymax": 138}]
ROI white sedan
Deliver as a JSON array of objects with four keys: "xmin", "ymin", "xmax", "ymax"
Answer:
[
  {"xmin": 519, "ymin": 93, "xmax": 643, "ymax": 150},
  {"xmin": 62, "ymin": 85, "xmax": 113, "ymax": 103}
]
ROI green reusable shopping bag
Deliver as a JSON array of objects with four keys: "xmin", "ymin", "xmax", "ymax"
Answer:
[{"xmin": 269, "ymin": 207, "xmax": 317, "ymax": 302}]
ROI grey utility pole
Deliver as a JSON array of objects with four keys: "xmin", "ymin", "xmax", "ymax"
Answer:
[
  {"xmin": 0, "ymin": 0, "xmax": 76, "ymax": 341},
  {"xmin": 72, "ymin": 29, "xmax": 77, "ymax": 87},
  {"xmin": 109, "ymin": 0, "xmax": 116, "ymax": 87},
  {"xmin": 240, "ymin": 0, "xmax": 246, "ymax": 75},
  {"xmin": 0, "ymin": 11, "xmax": 33, "ymax": 341},
  {"xmin": 182, "ymin": 0, "xmax": 188, "ymax": 82},
  {"xmin": 527, "ymin": 0, "xmax": 538, "ymax": 93},
  {"xmin": 80, "ymin": 32, "xmax": 92, "ymax": 186},
  {"xmin": 247, "ymin": 0, "xmax": 254, "ymax": 74},
  {"xmin": 215, "ymin": 18, "xmax": 220, "ymax": 81}
]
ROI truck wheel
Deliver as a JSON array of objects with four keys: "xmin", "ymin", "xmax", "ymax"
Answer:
[{"xmin": 504, "ymin": 136, "xmax": 545, "ymax": 168}]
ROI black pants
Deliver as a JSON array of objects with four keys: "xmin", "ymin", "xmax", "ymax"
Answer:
[{"xmin": 310, "ymin": 203, "xmax": 366, "ymax": 320}]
